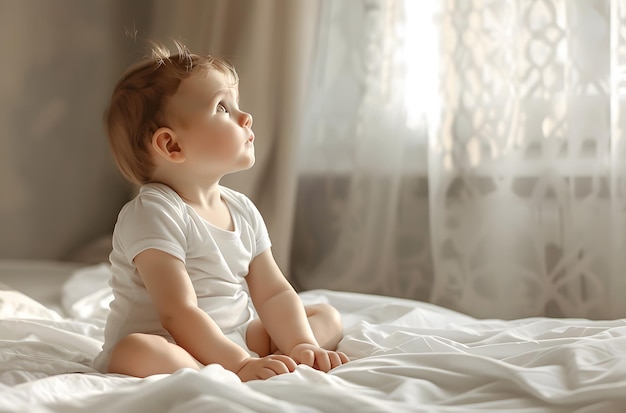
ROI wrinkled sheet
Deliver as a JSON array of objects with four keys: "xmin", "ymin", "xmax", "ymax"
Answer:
[{"xmin": 1, "ymin": 264, "xmax": 626, "ymax": 412}]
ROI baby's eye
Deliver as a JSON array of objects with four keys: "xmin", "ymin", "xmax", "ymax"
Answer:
[{"xmin": 217, "ymin": 103, "xmax": 228, "ymax": 113}]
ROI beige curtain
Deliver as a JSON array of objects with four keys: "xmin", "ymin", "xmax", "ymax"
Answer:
[{"xmin": 149, "ymin": 0, "xmax": 320, "ymax": 275}]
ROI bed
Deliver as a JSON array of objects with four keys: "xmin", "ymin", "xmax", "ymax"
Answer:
[{"xmin": 1, "ymin": 261, "xmax": 626, "ymax": 412}]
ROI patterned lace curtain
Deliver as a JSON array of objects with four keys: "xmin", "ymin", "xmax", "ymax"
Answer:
[
  {"xmin": 291, "ymin": 0, "xmax": 626, "ymax": 319},
  {"xmin": 431, "ymin": 0, "xmax": 626, "ymax": 318}
]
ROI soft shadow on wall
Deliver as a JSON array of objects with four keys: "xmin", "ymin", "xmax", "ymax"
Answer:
[{"xmin": 0, "ymin": 0, "xmax": 157, "ymax": 261}]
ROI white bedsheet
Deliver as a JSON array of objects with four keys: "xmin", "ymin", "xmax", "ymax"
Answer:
[{"xmin": 1, "ymin": 264, "xmax": 626, "ymax": 412}]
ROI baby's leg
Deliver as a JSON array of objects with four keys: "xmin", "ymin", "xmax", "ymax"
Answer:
[
  {"xmin": 108, "ymin": 333, "xmax": 202, "ymax": 377},
  {"xmin": 247, "ymin": 303, "xmax": 344, "ymax": 356}
]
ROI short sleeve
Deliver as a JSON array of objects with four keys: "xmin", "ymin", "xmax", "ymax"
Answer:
[
  {"xmin": 242, "ymin": 196, "xmax": 272, "ymax": 257},
  {"xmin": 114, "ymin": 186, "xmax": 188, "ymax": 263}
]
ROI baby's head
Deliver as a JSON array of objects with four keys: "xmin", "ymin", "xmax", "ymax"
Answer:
[{"xmin": 106, "ymin": 42, "xmax": 238, "ymax": 185}]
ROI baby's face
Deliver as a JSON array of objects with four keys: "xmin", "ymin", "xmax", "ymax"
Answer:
[{"xmin": 165, "ymin": 69, "xmax": 255, "ymax": 177}]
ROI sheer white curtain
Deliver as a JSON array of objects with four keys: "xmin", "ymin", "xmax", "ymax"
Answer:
[
  {"xmin": 291, "ymin": 0, "xmax": 626, "ymax": 319},
  {"xmin": 291, "ymin": 0, "xmax": 437, "ymax": 301},
  {"xmin": 430, "ymin": 0, "xmax": 626, "ymax": 319}
]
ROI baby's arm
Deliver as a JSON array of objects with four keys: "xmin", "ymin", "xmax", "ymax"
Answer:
[
  {"xmin": 134, "ymin": 248, "xmax": 296, "ymax": 380},
  {"xmin": 247, "ymin": 249, "xmax": 348, "ymax": 372}
]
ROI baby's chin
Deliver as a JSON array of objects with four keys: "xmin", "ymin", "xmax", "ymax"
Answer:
[
  {"xmin": 245, "ymin": 152, "xmax": 256, "ymax": 167},
  {"xmin": 235, "ymin": 156, "xmax": 256, "ymax": 172}
]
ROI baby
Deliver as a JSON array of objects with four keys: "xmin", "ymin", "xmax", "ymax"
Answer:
[{"xmin": 93, "ymin": 43, "xmax": 348, "ymax": 381}]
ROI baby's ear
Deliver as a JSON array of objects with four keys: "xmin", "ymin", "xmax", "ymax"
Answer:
[{"xmin": 152, "ymin": 127, "xmax": 185, "ymax": 163}]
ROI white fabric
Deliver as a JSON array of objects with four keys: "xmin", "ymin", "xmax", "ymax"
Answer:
[
  {"xmin": 0, "ymin": 288, "xmax": 62, "ymax": 322},
  {"xmin": 291, "ymin": 0, "xmax": 436, "ymax": 302},
  {"xmin": 428, "ymin": 0, "xmax": 626, "ymax": 319},
  {"xmin": 94, "ymin": 183, "xmax": 271, "ymax": 372},
  {"xmin": 2, "ymin": 265, "xmax": 626, "ymax": 411},
  {"xmin": 290, "ymin": 0, "xmax": 626, "ymax": 320}
]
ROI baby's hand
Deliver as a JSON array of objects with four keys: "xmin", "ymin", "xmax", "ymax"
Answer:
[
  {"xmin": 235, "ymin": 355, "xmax": 297, "ymax": 382},
  {"xmin": 289, "ymin": 343, "xmax": 349, "ymax": 372}
]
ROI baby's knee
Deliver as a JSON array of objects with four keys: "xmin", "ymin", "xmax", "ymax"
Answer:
[
  {"xmin": 108, "ymin": 333, "xmax": 168, "ymax": 375},
  {"xmin": 308, "ymin": 303, "xmax": 343, "ymax": 329},
  {"xmin": 116, "ymin": 333, "xmax": 166, "ymax": 353}
]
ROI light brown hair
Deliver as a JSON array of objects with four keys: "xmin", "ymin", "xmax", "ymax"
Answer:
[{"xmin": 105, "ymin": 42, "xmax": 239, "ymax": 185}]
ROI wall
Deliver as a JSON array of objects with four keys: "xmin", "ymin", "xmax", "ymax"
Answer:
[{"xmin": 0, "ymin": 0, "xmax": 153, "ymax": 261}]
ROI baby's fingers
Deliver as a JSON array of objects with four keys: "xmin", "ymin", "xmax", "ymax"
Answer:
[
  {"xmin": 328, "ymin": 351, "xmax": 344, "ymax": 370},
  {"xmin": 297, "ymin": 349, "xmax": 315, "ymax": 367},
  {"xmin": 314, "ymin": 350, "xmax": 332, "ymax": 372},
  {"xmin": 269, "ymin": 355, "xmax": 297, "ymax": 372},
  {"xmin": 257, "ymin": 367, "xmax": 279, "ymax": 380},
  {"xmin": 256, "ymin": 357, "xmax": 296, "ymax": 379},
  {"xmin": 338, "ymin": 351, "xmax": 350, "ymax": 364},
  {"xmin": 314, "ymin": 350, "xmax": 349, "ymax": 372}
]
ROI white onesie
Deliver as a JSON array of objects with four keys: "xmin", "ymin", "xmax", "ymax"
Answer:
[{"xmin": 92, "ymin": 183, "xmax": 271, "ymax": 373}]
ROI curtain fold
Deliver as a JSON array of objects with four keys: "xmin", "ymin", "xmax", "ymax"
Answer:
[
  {"xmin": 290, "ymin": 0, "xmax": 434, "ymax": 300},
  {"xmin": 608, "ymin": 0, "xmax": 626, "ymax": 318}
]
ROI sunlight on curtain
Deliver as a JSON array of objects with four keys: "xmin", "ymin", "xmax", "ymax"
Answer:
[
  {"xmin": 292, "ymin": 0, "xmax": 626, "ymax": 319},
  {"xmin": 291, "ymin": 0, "xmax": 437, "ymax": 300},
  {"xmin": 430, "ymin": 0, "xmax": 626, "ymax": 318},
  {"xmin": 403, "ymin": 1, "xmax": 440, "ymax": 130}
]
